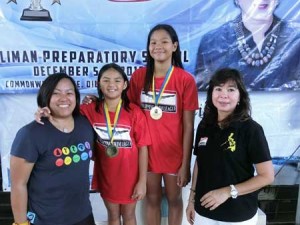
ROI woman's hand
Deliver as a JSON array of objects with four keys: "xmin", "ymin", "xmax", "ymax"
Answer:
[
  {"xmin": 200, "ymin": 187, "xmax": 230, "ymax": 210},
  {"xmin": 177, "ymin": 165, "xmax": 191, "ymax": 187},
  {"xmin": 82, "ymin": 95, "xmax": 97, "ymax": 104},
  {"xmin": 34, "ymin": 107, "xmax": 52, "ymax": 124},
  {"xmin": 131, "ymin": 181, "xmax": 146, "ymax": 201},
  {"xmin": 186, "ymin": 202, "xmax": 195, "ymax": 224}
]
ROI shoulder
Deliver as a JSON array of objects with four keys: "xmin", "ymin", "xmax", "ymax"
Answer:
[
  {"xmin": 80, "ymin": 101, "xmax": 97, "ymax": 110},
  {"xmin": 128, "ymin": 103, "xmax": 144, "ymax": 115},
  {"xmin": 236, "ymin": 119, "xmax": 264, "ymax": 133},
  {"xmin": 130, "ymin": 67, "xmax": 146, "ymax": 88},
  {"xmin": 131, "ymin": 67, "xmax": 146, "ymax": 79},
  {"xmin": 15, "ymin": 121, "xmax": 45, "ymax": 137},
  {"xmin": 75, "ymin": 114, "xmax": 91, "ymax": 123},
  {"xmin": 12, "ymin": 121, "xmax": 50, "ymax": 151},
  {"xmin": 173, "ymin": 67, "xmax": 195, "ymax": 80},
  {"xmin": 173, "ymin": 67, "xmax": 198, "ymax": 90},
  {"xmin": 279, "ymin": 20, "xmax": 300, "ymax": 39},
  {"xmin": 200, "ymin": 20, "xmax": 235, "ymax": 44},
  {"xmin": 80, "ymin": 101, "xmax": 98, "ymax": 114},
  {"xmin": 76, "ymin": 115, "xmax": 94, "ymax": 129},
  {"xmin": 74, "ymin": 115, "xmax": 94, "ymax": 136}
]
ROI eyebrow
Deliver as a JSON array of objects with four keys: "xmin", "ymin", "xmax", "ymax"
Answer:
[
  {"xmin": 102, "ymin": 77, "xmax": 122, "ymax": 80},
  {"xmin": 150, "ymin": 37, "xmax": 170, "ymax": 41},
  {"xmin": 54, "ymin": 88, "xmax": 75, "ymax": 92}
]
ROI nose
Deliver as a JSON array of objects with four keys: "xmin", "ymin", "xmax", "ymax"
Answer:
[
  {"xmin": 219, "ymin": 90, "xmax": 228, "ymax": 98},
  {"xmin": 108, "ymin": 81, "xmax": 115, "ymax": 86},
  {"xmin": 154, "ymin": 42, "xmax": 162, "ymax": 49},
  {"xmin": 58, "ymin": 92, "xmax": 69, "ymax": 100}
]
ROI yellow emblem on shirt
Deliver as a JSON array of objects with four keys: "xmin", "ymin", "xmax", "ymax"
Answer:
[{"xmin": 227, "ymin": 133, "xmax": 236, "ymax": 152}]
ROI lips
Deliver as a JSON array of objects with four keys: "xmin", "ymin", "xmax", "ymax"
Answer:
[
  {"xmin": 257, "ymin": 4, "xmax": 269, "ymax": 9},
  {"xmin": 218, "ymin": 102, "xmax": 230, "ymax": 107}
]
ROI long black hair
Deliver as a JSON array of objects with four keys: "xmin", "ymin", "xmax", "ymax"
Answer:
[
  {"xmin": 201, "ymin": 68, "xmax": 251, "ymax": 128},
  {"xmin": 95, "ymin": 63, "xmax": 130, "ymax": 112},
  {"xmin": 144, "ymin": 24, "xmax": 183, "ymax": 93}
]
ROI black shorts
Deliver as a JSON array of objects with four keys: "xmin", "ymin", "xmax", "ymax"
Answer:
[{"xmin": 73, "ymin": 213, "xmax": 95, "ymax": 225}]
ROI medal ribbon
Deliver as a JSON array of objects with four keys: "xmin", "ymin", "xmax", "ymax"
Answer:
[
  {"xmin": 152, "ymin": 66, "xmax": 174, "ymax": 106},
  {"xmin": 104, "ymin": 99, "xmax": 122, "ymax": 145}
]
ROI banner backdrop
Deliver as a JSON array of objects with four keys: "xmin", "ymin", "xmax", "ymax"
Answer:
[
  {"xmin": 1, "ymin": 0, "xmax": 300, "ymax": 191},
  {"xmin": 1, "ymin": 0, "xmax": 300, "ymax": 93}
]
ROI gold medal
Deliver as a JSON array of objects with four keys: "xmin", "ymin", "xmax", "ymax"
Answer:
[
  {"xmin": 106, "ymin": 144, "xmax": 119, "ymax": 158},
  {"xmin": 103, "ymin": 100, "xmax": 122, "ymax": 158},
  {"xmin": 150, "ymin": 106, "xmax": 162, "ymax": 120},
  {"xmin": 151, "ymin": 66, "xmax": 174, "ymax": 120}
]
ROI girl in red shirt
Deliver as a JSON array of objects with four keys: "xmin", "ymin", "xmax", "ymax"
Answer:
[{"xmin": 128, "ymin": 24, "xmax": 199, "ymax": 225}]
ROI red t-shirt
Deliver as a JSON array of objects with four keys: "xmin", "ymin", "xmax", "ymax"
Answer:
[
  {"xmin": 128, "ymin": 66, "xmax": 199, "ymax": 173},
  {"xmin": 80, "ymin": 102, "xmax": 151, "ymax": 203}
]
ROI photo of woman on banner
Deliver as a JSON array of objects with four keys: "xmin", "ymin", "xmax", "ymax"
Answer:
[{"xmin": 195, "ymin": 0, "xmax": 300, "ymax": 91}]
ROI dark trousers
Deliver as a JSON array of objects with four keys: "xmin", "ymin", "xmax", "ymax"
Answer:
[{"xmin": 73, "ymin": 213, "xmax": 95, "ymax": 225}]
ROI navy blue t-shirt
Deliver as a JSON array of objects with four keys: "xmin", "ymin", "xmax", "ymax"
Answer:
[{"xmin": 11, "ymin": 115, "xmax": 94, "ymax": 225}]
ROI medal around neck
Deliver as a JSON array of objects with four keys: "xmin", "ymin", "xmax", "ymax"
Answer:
[
  {"xmin": 150, "ymin": 66, "xmax": 173, "ymax": 120},
  {"xmin": 106, "ymin": 144, "xmax": 119, "ymax": 158},
  {"xmin": 150, "ymin": 106, "xmax": 162, "ymax": 120}
]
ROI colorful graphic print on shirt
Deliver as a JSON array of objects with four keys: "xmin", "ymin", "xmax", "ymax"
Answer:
[{"xmin": 53, "ymin": 141, "xmax": 92, "ymax": 167}]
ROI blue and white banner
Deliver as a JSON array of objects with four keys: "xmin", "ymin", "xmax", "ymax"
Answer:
[{"xmin": 0, "ymin": 0, "xmax": 300, "ymax": 93}]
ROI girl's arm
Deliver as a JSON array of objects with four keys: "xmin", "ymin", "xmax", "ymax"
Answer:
[
  {"xmin": 131, "ymin": 146, "xmax": 148, "ymax": 200},
  {"xmin": 177, "ymin": 110, "xmax": 195, "ymax": 187},
  {"xmin": 186, "ymin": 161, "xmax": 198, "ymax": 225},
  {"xmin": 10, "ymin": 156, "xmax": 34, "ymax": 224}
]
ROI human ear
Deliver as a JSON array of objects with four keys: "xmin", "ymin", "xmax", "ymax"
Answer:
[{"xmin": 123, "ymin": 81, "xmax": 128, "ymax": 90}]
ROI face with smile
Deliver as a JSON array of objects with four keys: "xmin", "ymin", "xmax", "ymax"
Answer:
[
  {"xmin": 49, "ymin": 78, "xmax": 76, "ymax": 119},
  {"xmin": 99, "ymin": 68, "xmax": 127, "ymax": 101},
  {"xmin": 237, "ymin": 0, "xmax": 277, "ymax": 21},
  {"xmin": 212, "ymin": 80, "xmax": 240, "ymax": 121},
  {"xmin": 149, "ymin": 29, "xmax": 178, "ymax": 64}
]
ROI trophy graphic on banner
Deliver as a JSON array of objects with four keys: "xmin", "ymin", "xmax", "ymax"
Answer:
[
  {"xmin": 20, "ymin": 0, "xmax": 52, "ymax": 21},
  {"xmin": 8, "ymin": 0, "xmax": 61, "ymax": 21}
]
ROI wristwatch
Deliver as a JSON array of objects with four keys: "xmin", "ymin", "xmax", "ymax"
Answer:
[{"xmin": 230, "ymin": 184, "xmax": 238, "ymax": 199}]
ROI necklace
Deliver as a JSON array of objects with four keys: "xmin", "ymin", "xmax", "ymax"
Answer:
[
  {"xmin": 234, "ymin": 16, "xmax": 280, "ymax": 67},
  {"xmin": 62, "ymin": 128, "xmax": 69, "ymax": 133},
  {"xmin": 50, "ymin": 117, "xmax": 74, "ymax": 133}
]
